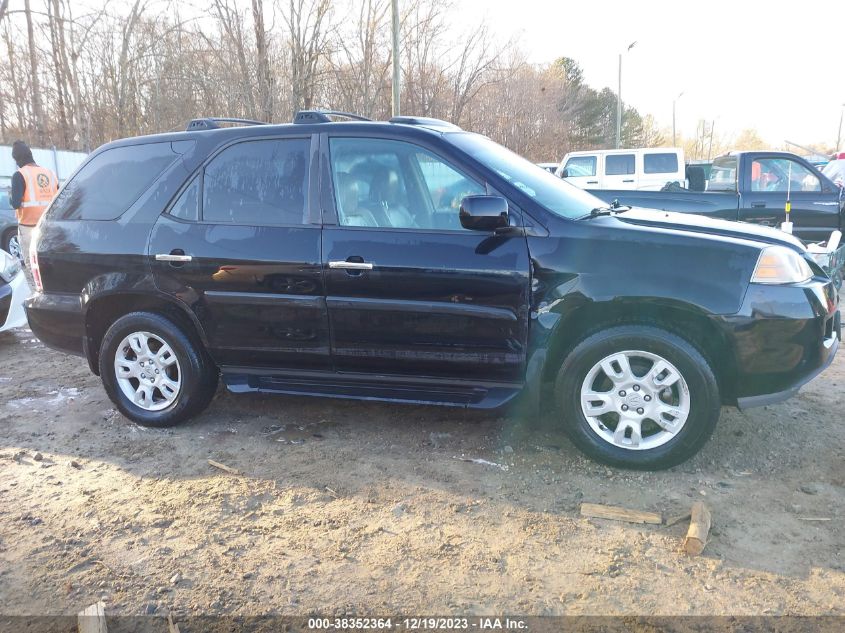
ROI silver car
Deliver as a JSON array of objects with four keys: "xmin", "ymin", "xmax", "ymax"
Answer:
[{"xmin": 0, "ymin": 190, "xmax": 20, "ymax": 261}]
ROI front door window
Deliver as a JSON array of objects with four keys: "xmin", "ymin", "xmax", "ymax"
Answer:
[
  {"xmin": 750, "ymin": 158, "xmax": 821, "ymax": 193},
  {"xmin": 328, "ymin": 138, "xmax": 485, "ymax": 231}
]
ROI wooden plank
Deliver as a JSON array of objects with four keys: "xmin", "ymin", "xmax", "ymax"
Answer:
[
  {"xmin": 580, "ymin": 502, "xmax": 662, "ymax": 525},
  {"xmin": 167, "ymin": 613, "xmax": 181, "ymax": 633},
  {"xmin": 207, "ymin": 459, "xmax": 240, "ymax": 475},
  {"xmin": 683, "ymin": 501, "xmax": 712, "ymax": 555},
  {"xmin": 78, "ymin": 601, "xmax": 107, "ymax": 633}
]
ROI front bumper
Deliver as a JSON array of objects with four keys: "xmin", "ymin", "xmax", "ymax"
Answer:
[
  {"xmin": 24, "ymin": 291, "xmax": 86, "ymax": 356},
  {"xmin": 0, "ymin": 271, "xmax": 31, "ymax": 332},
  {"xmin": 718, "ymin": 278, "xmax": 840, "ymax": 410}
]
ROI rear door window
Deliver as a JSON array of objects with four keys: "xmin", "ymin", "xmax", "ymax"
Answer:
[
  {"xmin": 643, "ymin": 152, "xmax": 679, "ymax": 174},
  {"xmin": 49, "ymin": 142, "xmax": 180, "ymax": 220},
  {"xmin": 202, "ymin": 139, "xmax": 309, "ymax": 226},
  {"xmin": 605, "ymin": 154, "xmax": 635, "ymax": 176}
]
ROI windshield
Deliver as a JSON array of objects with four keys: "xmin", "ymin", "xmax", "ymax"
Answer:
[
  {"xmin": 0, "ymin": 190, "xmax": 10, "ymax": 210},
  {"xmin": 448, "ymin": 133, "xmax": 603, "ymax": 219}
]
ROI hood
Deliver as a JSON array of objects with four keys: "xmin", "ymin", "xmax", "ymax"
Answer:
[{"xmin": 613, "ymin": 207, "xmax": 806, "ymax": 251}]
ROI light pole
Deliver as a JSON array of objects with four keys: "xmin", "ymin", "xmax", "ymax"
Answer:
[
  {"xmin": 615, "ymin": 41, "xmax": 637, "ymax": 149},
  {"xmin": 391, "ymin": 0, "xmax": 400, "ymax": 117},
  {"xmin": 672, "ymin": 91, "xmax": 684, "ymax": 147},
  {"xmin": 836, "ymin": 103, "xmax": 844, "ymax": 152}
]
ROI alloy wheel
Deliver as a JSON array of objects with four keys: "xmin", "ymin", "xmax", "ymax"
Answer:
[
  {"xmin": 579, "ymin": 350, "xmax": 691, "ymax": 451},
  {"xmin": 114, "ymin": 330, "xmax": 182, "ymax": 411},
  {"xmin": 7, "ymin": 235, "xmax": 22, "ymax": 262}
]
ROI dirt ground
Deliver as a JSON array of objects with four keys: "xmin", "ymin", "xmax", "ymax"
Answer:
[{"xmin": 1, "ymin": 322, "xmax": 844, "ymax": 619}]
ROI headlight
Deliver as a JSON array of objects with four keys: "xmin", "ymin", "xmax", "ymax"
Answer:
[
  {"xmin": 751, "ymin": 246, "xmax": 813, "ymax": 284},
  {"xmin": 0, "ymin": 249, "xmax": 21, "ymax": 283}
]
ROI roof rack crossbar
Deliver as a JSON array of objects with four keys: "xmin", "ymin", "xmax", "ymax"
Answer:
[
  {"xmin": 186, "ymin": 117, "xmax": 269, "ymax": 131},
  {"xmin": 293, "ymin": 110, "xmax": 372, "ymax": 124},
  {"xmin": 388, "ymin": 116, "xmax": 461, "ymax": 131}
]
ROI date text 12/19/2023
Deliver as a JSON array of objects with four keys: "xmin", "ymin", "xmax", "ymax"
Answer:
[{"xmin": 307, "ymin": 617, "xmax": 528, "ymax": 630}]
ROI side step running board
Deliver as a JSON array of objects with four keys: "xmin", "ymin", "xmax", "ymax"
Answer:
[{"xmin": 221, "ymin": 370, "xmax": 521, "ymax": 410}]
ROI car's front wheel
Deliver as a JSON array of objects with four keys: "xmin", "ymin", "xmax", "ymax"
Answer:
[
  {"xmin": 555, "ymin": 325, "xmax": 720, "ymax": 470},
  {"xmin": 2, "ymin": 229, "xmax": 21, "ymax": 263},
  {"xmin": 99, "ymin": 312, "xmax": 218, "ymax": 427}
]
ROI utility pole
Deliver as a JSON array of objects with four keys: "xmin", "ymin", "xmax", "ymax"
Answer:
[
  {"xmin": 615, "ymin": 41, "xmax": 636, "ymax": 149},
  {"xmin": 707, "ymin": 119, "xmax": 715, "ymax": 161},
  {"xmin": 391, "ymin": 0, "xmax": 400, "ymax": 117},
  {"xmin": 672, "ymin": 91, "xmax": 683, "ymax": 147}
]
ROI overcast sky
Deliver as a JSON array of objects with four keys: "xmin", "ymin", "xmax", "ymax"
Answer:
[{"xmin": 462, "ymin": 0, "xmax": 845, "ymax": 149}]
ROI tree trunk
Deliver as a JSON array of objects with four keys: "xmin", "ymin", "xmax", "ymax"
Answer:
[
  {"xmin": 47, "ymin": 0, "xmax": 70, "ymax": 146},
  {"xmin": 251, "ymin": 0, "xmax": 273, "ymax": 121},
  {"xmin": 24, "ymin": 0, "xmax": 46, "ymax": 145}
]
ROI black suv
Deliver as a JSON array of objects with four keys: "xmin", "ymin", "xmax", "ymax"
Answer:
[{"xmin": 25, "ymin": 112, "xmax": 840, "ymax": 469}]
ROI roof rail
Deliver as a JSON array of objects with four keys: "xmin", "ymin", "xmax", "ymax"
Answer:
[
  {"xmin": 186, "ymin": 117, "xmax": 268, "ymax": 131},
  {"xmin": 389, "ymin": 116, "xmax": 461, "ymax": 131},
  {"xmin": 293, "ymin": 110, "xmax": 372, "ymax": 124}
]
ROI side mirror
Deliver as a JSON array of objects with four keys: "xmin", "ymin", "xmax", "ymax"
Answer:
[
  {"xmin": 459, "ymin": 195, "xmax": 509, "ymax": 231},
  {"xmin": 561, "ymin": 168, "xmax": 570, "ymax": 178}
]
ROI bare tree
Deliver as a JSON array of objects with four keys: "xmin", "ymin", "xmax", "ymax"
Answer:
[
  {"xmin": 326, "ymin": 0, "xmax": 391, "ymax": 118},
  {"xmin": 0, "ymin": 0, "xmax": 668, "ymax": 161},
  {"xmin": 211, "ymin": 0, "xmax": 257, "ymax": 117},
  {"xmin": 284, "ymin": 0, "xmax": 331, "ymax": 114},
  {"xmin": 252, "ymin": 0, "xmax": 273, "ymax": 121}
]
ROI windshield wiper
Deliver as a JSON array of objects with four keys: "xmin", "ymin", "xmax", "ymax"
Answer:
[{"xmin": 579, "ymin": 199, "xmax": 632, "ymax": 220}]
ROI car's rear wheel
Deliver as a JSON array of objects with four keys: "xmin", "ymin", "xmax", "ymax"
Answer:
[
  {"xmin": 99, "ymin": 312, "xmax": 218, "ymax": 427},
  {"xmin": 555, "ymin": 325, "xmax": 720, "ymax": 470}
]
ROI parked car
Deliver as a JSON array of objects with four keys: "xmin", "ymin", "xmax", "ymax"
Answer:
[
  {"xmin": 0, "ymin": 190, "xmax": 20, "ymax": 261},
  {"xmin": 1, "ymin": 248, "xmax": 29, "ymax": 333},
  {"xmin": 590, "ymin": 151, "xmax": 845, "ymax": 244},
  {"xmin": 24, "ymin": 112, "xmax": 840, "ymax": 469},
  {"xmin": 556, "ymin": 148, "xmax": 686, "ymax": 191}
]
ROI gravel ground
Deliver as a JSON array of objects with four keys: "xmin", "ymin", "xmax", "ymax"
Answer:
[{"xmin": 1, "ymin": 324, "xmax": 844, "ymax": 619}]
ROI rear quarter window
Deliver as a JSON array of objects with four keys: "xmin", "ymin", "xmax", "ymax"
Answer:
[
  {"xmin": 707, "ymin": 157, "xmax": 738, "ymax": 192},
  {"xmin": 49, "ymin": 142, "xmax": 180, "ymax": 220},
  {"xmin": 643, "ymin": 153, "xmax": 679, "ymax": 174}
]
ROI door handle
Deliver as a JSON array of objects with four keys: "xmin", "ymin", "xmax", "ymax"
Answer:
[
  {"xmin": 751, "ymin": 203, "xmax": 766, "ymax": 208},
  {"xmin": 586, "ymin": 180, "xmax": 599, "ymax": 185},
  {"xmin": 155, "ymin": 251, "xmax": 191, "ymax": 270},
  {"xmin": 156, "ymin": 251, "xmax": 193, "ymax": 263},
  {"xmin": 622, "ymin": 179, "xmax": 634, "ymax": 183},
  {"xmin": 328, "ymin": 260, "xmax": 373, "ymax": 270}
]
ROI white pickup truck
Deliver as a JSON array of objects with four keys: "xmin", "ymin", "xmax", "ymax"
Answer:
[{"xmin": 555, "ymin": 148, "xmax": 686, "ymax": 190}]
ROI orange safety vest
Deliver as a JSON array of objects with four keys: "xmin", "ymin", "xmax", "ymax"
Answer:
[{"xmin": 16, "ymin": 163, "xmax": 58, "ymax": 226}]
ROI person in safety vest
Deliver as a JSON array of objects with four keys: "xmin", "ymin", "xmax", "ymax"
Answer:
[{"xmin": 9, "ymin": 140, "xmax": 58, "ymax": 264}]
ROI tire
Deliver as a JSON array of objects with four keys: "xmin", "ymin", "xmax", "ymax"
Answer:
[
  {"xmin": 99, "ymin": 312, "xmax": 218, "ymax": 427},
  {"xmin": 2, "ymin": 229, "xmax": 21, "ymax": 263},
  {"xmin": 555, "ymin": 325, "xmax": 720, "ymax": 470}
]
